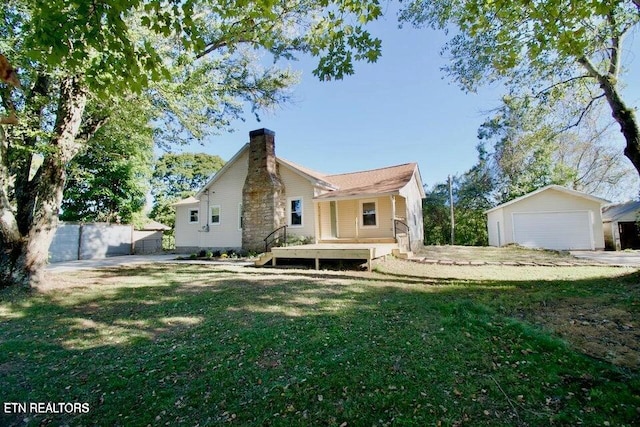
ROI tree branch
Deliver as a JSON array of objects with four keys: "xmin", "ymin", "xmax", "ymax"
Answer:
[
  {"xmin": 558, "ymin": 94, "xmax": 605, "ymax": 133},
  {"xmin": 535, "ymin": 74, "xmax": 592, "ymax": 97},
  {"xmin": 76, "ymin": 114, "xmax": 109, "ymax": 144},
  {"xmin": 607, "ymin": 13, "xmax": 620, "ymax": 77}
]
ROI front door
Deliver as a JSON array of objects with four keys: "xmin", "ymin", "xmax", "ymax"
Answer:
[{"xmin": 330, "ymin": 201, "xmax": 337, "ymax": 238}]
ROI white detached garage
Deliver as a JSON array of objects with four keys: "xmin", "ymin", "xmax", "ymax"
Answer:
[{"xmin": 486, "ymin": 185, "xmax": 608, "ymax": 250}]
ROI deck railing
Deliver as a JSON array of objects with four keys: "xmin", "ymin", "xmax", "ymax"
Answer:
[
  {"xmin": 264, "ymin": 225, "xmax": 288, "ymax": 252},
  {"xmin": 393, "ymin": 219, "xmax": 411, "ymax": 252}
]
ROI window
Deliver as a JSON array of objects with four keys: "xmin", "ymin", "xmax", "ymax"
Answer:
[
  {"xmin": 238, "ymin": 203, "xmax": 243, "ymax": 230},
  {"xmin": 211, "ymin": 205, "xmax": 221, "ymax": 225},
  {"xmin": 189, "ymin": 209, "xmax": 199, "ymax": 223},
  {"xmin": 289, "ymin": 197, "xmax": 303, "ymax": 227},
  {"xmin": 361, "ymin": 201, "xmax": 377, "ymax": 227}
]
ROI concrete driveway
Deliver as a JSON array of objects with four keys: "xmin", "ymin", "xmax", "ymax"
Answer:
[{"xmin": 570, "ymin": 250, "xmax": 640, "ymax": 267}]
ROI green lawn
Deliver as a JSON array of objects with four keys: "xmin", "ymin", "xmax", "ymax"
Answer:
[{"xmin": 1, "ymin": 263, "xmax": 639, "ymax": 426}]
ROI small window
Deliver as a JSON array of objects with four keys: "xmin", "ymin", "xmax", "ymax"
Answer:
[
  {"xmin": 362, "ymin": 201, "xmax": 377, "ymax": 227},
  {"xmin": 211, "ymin": 205, "xmax": 221, "ymax": 225},
  {"xmin": 189, "ymin": 209, "xmax": 199, "ymax": 223},
  {"xmin": 238, "ymin": 203, "xmax": 243, "ymax": 230},
  {"xmin": 290, "ymin": 197, "xmax": 303, "ymax": 227}
]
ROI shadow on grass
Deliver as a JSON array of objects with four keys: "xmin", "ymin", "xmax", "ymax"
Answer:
[{"xmin": 1, "ymin": 265, "xmax": 639, "ymax": 426}]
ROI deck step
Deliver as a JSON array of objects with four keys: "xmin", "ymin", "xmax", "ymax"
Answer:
[
  {"xmin": 392, "ymin": 249, "xmax": 413, "ymax": 259},
  {"xmin": 254, "ymin": 252, "xmax": 274, "ymax": 266},
  {"xmin": 319, "ymin": 238, "xmax": 396, "ymax": 244}
]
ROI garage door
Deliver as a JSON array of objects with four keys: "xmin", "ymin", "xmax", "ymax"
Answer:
[{"xmin": 512, "ymin": 211, "xmax": 593, "ymax": 250}]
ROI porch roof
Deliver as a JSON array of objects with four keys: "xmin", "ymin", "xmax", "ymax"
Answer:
[{"xmin": 314, "ymin": 163, "xmax": 418, "ymax": 200}]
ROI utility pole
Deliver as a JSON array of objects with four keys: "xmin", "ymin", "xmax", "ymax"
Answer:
[{"xmin": 448, "ymin": 175, "xmax": 454, "ymax": 245}]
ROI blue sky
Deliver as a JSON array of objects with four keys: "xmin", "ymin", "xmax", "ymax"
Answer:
[{"xmin": 178, "ymin": 11, "xmax": 640, "ymax": 194}]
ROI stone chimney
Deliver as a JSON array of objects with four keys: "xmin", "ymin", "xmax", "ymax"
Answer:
[{"xmin": 242, "ymin": 128, "xmax": 286, "ymax": 252}]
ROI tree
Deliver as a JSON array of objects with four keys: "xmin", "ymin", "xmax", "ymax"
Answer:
[
  {"xmin": 0, "ymin": 0, "xmax": 384, "ymax": 289},
  {"xmin": 423, "ymin": 149, "xmax": 493, "ymax": 246},
  {"xmin": 60, "ymin": 97, "xmax": 154, "ymax": 223},
  {"xmin": 422, "ymin": 182, "xmax": 452, "ymax": 245},
  {"xmin": 478, "ymin": 93, "xmax": 638, "ymax": 203},
  {"xmin": 400, "ymin": 0, "xmax": 640, "ymax": 177},
  {"xmin": 149, "ymin": 153, "xmax": 225, "ymax": 228}
]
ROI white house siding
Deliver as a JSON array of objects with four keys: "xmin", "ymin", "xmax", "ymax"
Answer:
[
  {"xmin": 198, "ymin": 151, "xmax": 248, "ymax": 250},
  {"xmin": 487, "ymin": 209, "xmax": 505, "ymax": 247},
  {"xmin": 399, "ymin": 173, "xmax": 426, "ymax": 249},
  {"xmin": 280, "ymin": 164, "xmax": 317, "ymax": 239},
  {"xmin": 174, "ymin": 203, "xmax": 201, "ymax": 252},
  {"xmin": 487, "ymin": 188, "xmax": 605, "ymax": 250},
  {"xmin": 318, "ymin": 201, "xmax": 332, "ymax": 240}
]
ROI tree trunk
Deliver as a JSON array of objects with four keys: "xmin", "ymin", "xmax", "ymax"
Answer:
[
  {"xmin": 578, "ymin": 57, "xmax": 640, "ymax": 178},
  {"xmin": 0, "ymin": 76, "xmax": 87, "ymax": 290},
  {"xmin": 598, "ymin": 78, "xmax": 640, "ymax": 177}
]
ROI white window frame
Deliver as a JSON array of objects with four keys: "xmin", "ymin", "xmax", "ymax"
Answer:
[
  {"xmin": 238, "ymin": 203, "xmax": 243, "ymax": 231},
  {"xmin": 360, "ymin": 199, "xmax": 378, "ymax": 228},
  {"xmin": 189, "ymin": 209, "xmax": 199, "ymax": 223},
  {"xmin": 210, "ymin": 205, "xmax": 221, "ymax": 226},
  {"xmin": 288, "ymin": 196, "xmax": 304, "ymax": 228}
]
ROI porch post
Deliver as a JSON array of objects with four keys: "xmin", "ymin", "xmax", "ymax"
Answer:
[
  {"xmin": 313, "ymin": 200, "xmax": 320, "ymax": 243},
  {"xmin": 391, "ymin": 195, "xmax": 396, "ymax": 231}
]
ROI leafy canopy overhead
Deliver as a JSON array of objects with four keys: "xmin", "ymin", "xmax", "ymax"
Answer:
[
  {"xmin": 400, "ymin": 0, "xmax": 639, "ymax": 92},
  {"xmin": 21, "ymin": 0, "xmax": 383, "ymax": 95}
]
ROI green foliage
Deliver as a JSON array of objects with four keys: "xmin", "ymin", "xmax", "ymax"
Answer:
[
  {"xmin": 422, "ymin": 183, "xmax": 451, "ymax": 245},
  {"xmin": 1, "ymin": 0, "xmax": 386, "ymax": 288},
  {"xmin": 60, "ymin": 96, "xmax": 154, "ymax": 223},
  {"xmin": 400, "ymin": 0, "xmax": 640, "ymax": 178},
  {"xmin": 149, "ymin": 153, "xmax": 225, "ymax": 228},
  {"xmin": 400, "ymin": 0, "xmax": 638, "ymax": 93},
  {"xmin": 15, "ymin": 0, "xmax": 384, "ymax": 96},
  {"xmin": 152, "ymin": 153, "xmax": 225, "ymax": 201},
  {"xmin": 423, "ymin": 155, "xmax": 493, "ymax": 247}
]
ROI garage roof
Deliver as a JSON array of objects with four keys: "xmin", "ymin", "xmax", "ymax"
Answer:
[
  {"xmin": 485, "ymin": 185, "xmax": 609, "ymax": 214},
  {"xmin": 602, "ymin": 200, "xmax": 640, "ymax": 222}
]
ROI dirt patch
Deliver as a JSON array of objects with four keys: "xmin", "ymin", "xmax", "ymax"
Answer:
[
  {"xmin": 374, "ymin": 258, "xmax": 640, "ymax": 370},
  {"xmin": 517, "ymin": 301, "xmax": 640, "ymax": 370}
]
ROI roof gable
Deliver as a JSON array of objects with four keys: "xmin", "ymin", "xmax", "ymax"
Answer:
[
  {"xmin": 195, "ymin": 144, "xmax": 249, "ymax": 198},
  {"xmin": 191, "ymin": 139, "xmax": 423, "ymax": 201},
  {"xmin": 277, "ymin": 157, "xmax": 337, "ymax": 190},
  {"xmin": 486, "ymin": 185, "xmax": 610, "ymax": 213},
  {"xmin": 172, "ymin": 196, "xmax": 199, "ymax": 206},
  {"xmin": 316, "ymin": 163, "xmax": 420, "ymax": 200}
]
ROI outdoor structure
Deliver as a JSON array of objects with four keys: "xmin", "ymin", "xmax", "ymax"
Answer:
[
  {"xmin": 602, "ymin": 201, "xmax": 640, "ymax": 250},
  {"xmin": 49, "ymin": 222, "xmax": 134, "ymax": 263},
  {"xmin": 133, "ymin": 219, "xmax": 171, "ymax": 254},
  {"xmin": 486, "ymin": 185, "xmax": 608, "ymax": 250},
  {"xmin": 173, "ymin": 128, "xmax": 425, "ymax": 268}
]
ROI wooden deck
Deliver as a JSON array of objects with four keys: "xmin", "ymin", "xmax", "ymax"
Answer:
[{"xmin": 269, "ymin": 243, "xmax": 398, "ymax": 271}]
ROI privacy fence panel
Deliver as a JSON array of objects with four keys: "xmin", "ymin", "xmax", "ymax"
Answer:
[{"xmin": 49, "ymin": 222, "xmax": 133, "ymax": 263}]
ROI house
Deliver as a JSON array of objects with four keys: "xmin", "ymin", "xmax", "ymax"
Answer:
[
  {"xmin": 174, "ymin": 129, "xmax": 425, "ymax": 262},
  {"xmin": 133, "ymin": 219, "xmax": 171, "ymax": 254},
  {"xmin": 486, "ymin": 185, "xmax": 608, "ymax": 250},
  {"xmin": 602, "ymin": 201, "xmax": 640, "ymax": 250}
]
